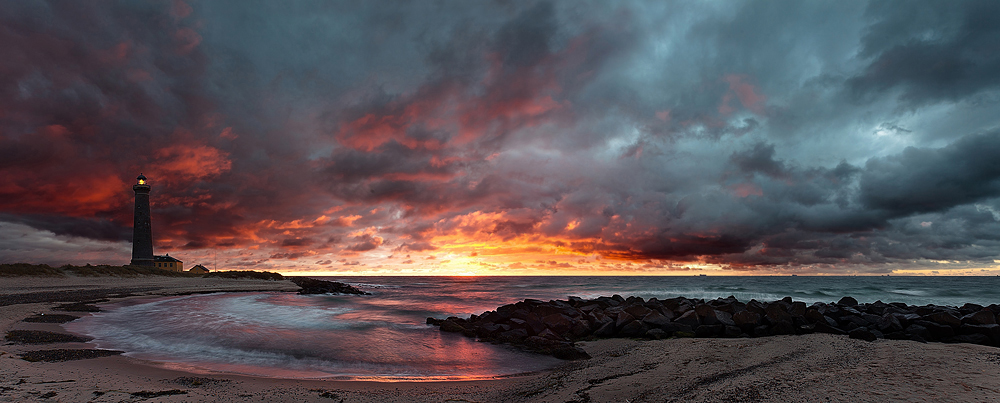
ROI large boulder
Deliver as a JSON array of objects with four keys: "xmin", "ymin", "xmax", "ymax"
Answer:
[
  {"xmin": 924, "ymin": 312, "xmax": 962, "ymax": 329},
  {"xmin": 616, "ymin": 312, "xmax": 636, "ymax": 330},
  {"xmin": 641, "ymin": 311, "xmax": 673, "ymax": 328},
  {"xmin": 619, "ymin": 320, "xmax": 646, "ymax": 337},
  {"xmin": 838, "ymin": 296, "xmax": 859, "ymax": 306},
  {"xmin": 733, "ymin": 310, "xmax": 761, "ymax": 328},
  {"xmin": 877, "ymin": 313, "xmax": 904, "ymax": 333},
  {"xmin": 624, "ymin": 305, "xmax": 653, "ymax": 319},
  {"xmin": 962, "ymin": 310, "xmax": 997, "ymax": 326},
  {"xmin": 645, "ymin": 328, "xmax": 668, "ymax": 340},
  {"xmin": 541, "ymin": 314, "xmax": 574, "ymax": 335},
  {"xmin": 594, "ymin": 321, "xmax": 616, "ymax": 337},
  {"xmin": 674, "ymin": 310, "xmax": 701, "ymax": 327},
  {"xmin": 440, "ymin": 319, "xmax": 465, "ymax": 333},
  {"xmin": 789, "ymin": 302, "xmax": 807, "ymax": 317},
  {"xmin": 913, "ymin": 320, "xmax": 955, "ymax": 340},
  {"xmin": 764, "ymin": 304, "xmax": 793, "ymax": 326}
]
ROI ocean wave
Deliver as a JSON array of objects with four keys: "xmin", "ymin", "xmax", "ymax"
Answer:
[{"xmin": 888, "ymin": 289, "xmax": 928, "ymax": 296}]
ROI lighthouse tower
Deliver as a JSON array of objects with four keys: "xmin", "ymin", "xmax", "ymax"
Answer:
[{"xmin": 130, "ymin": 173, "xmax": 155, "ymax": 267}]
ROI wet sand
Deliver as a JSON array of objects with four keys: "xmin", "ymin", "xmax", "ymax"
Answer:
[{"xmin": 2, "ymin": 276, "xmax": 999, "ymax": 402}]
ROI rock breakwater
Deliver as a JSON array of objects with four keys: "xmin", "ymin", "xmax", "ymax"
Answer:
[
  {"xmin": 288, "ymin": 277, "xmax": 369, "ymax": 295},
  {"xmin": 428, "ymin": 295, "xmax": 1000, "ymax": 359}
]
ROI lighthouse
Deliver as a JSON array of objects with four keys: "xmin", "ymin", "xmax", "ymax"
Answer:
[{"xmin": 130, "ymin": 173, "xmax": 155, "ymax": 267}]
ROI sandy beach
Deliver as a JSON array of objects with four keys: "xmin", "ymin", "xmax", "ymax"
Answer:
[{"xmin": 3, "ymin": 276, "xmax": 1000, "ymax": 402}]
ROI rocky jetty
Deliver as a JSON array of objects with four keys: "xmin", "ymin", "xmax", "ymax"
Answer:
[
  {"xmin": 288, "ymin": 277, "xmax": 370, "ymax": 295},
  {"xmin": 428, "ymin": 295, "xmax": 1000, "ymax": 360}
]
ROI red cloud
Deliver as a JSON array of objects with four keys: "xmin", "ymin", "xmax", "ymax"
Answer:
[
  {"xmin": 721, "ymin": 74, "xmax": 767, "ymax": 115},
  {"xmin": 150, "ymin": 144, "xmax": 231, "ymax": 184}
]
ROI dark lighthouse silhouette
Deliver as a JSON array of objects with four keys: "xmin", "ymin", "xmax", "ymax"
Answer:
[{"xmin": 130, "ymin": 173, "xmax": 154, "ymax": 267}]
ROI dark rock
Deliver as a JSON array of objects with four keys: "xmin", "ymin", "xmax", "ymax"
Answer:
[
  {"xmin": 746, "ymin": 300, "xmax": 766, "ymax": 316},
  {"xmin": 695, "ymin": 324, "xmax": 723, "ymax": 337},
  {"xmin": 914, "ymin": 320, "xmax": 955, "ymax": 340},
  {"xmin": 542, "ymin": 313, "xmax": 574, "ymax": 335},
  {"xmin": 848, "ymin": 327, "xmax": 877, "ymax": 342},
  {"xmin": 789, "ymin": 302, "xmax": 807, "ymax": 317},
  {"xmin": 960, "ymin": 303, "xmax": 985, "ymax": 315},
  {"xmin": 674, "ymin": 310, "xmax": 701, "ymax": 327},
  {"xmin": 924, "ymin": 312, "xmax": 962, "ymax": 329},
  {"xmin": 22, "ymin": 314, "xmax": 80, "ymax": 324},
  {"xmin": 645, "ymin": 328, "xmax": 668, "ymax": 339},
  {"xmin": 961, "ymin": 310, "xmax": 997, "ymax": 325},
  {"xmin": 905, "ymin": 324, "xmax": 932, "ymax": 341},
  {"xmin": 640, "ymin": 311, "xmax": 673, "ymax": 328},
  {"xmin": 524, "ymin": 317, "xmax": 547, "ymax": 335},
  {"xmin": 840, "ymin": 315, "xmax": 871, "ymax": 329},
  {"xmin": 733, "ymin": 310, "xmax": 761, "ymax": 328},
  {"xmin": 497, "ymin": 328, "xmax": 529, "ymax": 343},
  {"xmin": 537, "ymin": 329, "xmax": 563, "ymax": 341},
  {"xmin": 624, "ymin": 305, "xmax": 652, "ymax": 319},
  {"xmin": 877, "ymin": 313, "xmax": 904, "ymax": 333},
  {"xmin": 838, "ymin": 296, "xmax": 859, "ymax": 306},
  {"xmin": 714, "ymin": 310, "xmax": 736, "ymax": 327},
  {"xmin": 476, "ymin": 323, "xmax": 502, "ymax": 338},
  {"xmin": 959, "ymin": 324, "xmax": 1000, "ymax": 345},
  {"xmin": 868, "ymin": 301, "xmax": 888, "ymax": 315},
  {"xmin": 5, "ymin": 330, "xmax": 91, "ymax": 344},
  {"xmin": 131, "ymin": 390, "xmax": 187, "ymax": 398},
  {"xmin": 20, "ymin": 349, "xmax": 123, "ymax": 362},
  {"xmin": 770, "ymin": 320, "xmax": 796, "ymax": 335},
  {"xmin": 619, "ymin": 320, "xmax": 646, "ymax": 337},
  {"xmin": 569, "ymin": 318, "xmax": 591, "ymax": 338},
  {"xmin": 723, "ymin": 325, "xmax": 742, "ymax": 338},
  {"xmin": 439, "ymin": 320, "xmax": 465, "ymax": 333},
  {"xmin": 594, "ymin": 321, "xmax": 616, "ymax": 337},
  {"xmin": 289, "ymin": 277, "xmax": 369, "ymax": 295},
  {"xmin": 615, "ymin": 312, "xmax": 636, "ymax": 330},
  {"xmin": 764, "ymin": 304, "xmax": 793, "ymax": 327},
  {"xmin": 695, "ymin": 305, "xmax": 721, "ymax": 325},
  {"xmin": 552, "ymin": 344, "xmax": 591, "ymax": 360}
]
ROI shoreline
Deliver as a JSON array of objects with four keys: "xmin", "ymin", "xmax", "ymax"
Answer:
[{"xmin": 3, "ymin": 276, "xmax": 1000, "ymax": 402}]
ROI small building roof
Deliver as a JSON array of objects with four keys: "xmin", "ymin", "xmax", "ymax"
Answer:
[{"xmin": 154, "ymin": 255, "xmax": 182, "ymax": 263}]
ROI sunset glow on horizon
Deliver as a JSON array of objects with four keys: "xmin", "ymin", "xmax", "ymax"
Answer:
[{"xmin": 2, "ymin": 1, "xmax": 1000, "ymax": 276}]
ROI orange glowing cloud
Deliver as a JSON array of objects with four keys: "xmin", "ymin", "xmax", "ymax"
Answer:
[{"xmin": 151, "ymin": 144, "xmax": 231, "ymax": 183}]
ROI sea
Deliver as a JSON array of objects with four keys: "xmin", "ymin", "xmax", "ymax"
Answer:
[{"xmin": 66, "ymin": 275, "xmax": 1000, "ymax": 381}]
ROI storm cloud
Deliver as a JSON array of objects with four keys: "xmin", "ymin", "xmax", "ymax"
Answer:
[{"xmin": 1, "ymin": 0, "xmax": 999, "ymax": 274}]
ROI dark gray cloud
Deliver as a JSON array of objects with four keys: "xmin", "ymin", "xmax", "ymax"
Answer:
[
  {"xmin": 849, "ymin": 0, "xmax": 1000, "ymax": 106},
  {"xmin": 860, "ymin": 131, "xmax": 1000, "ymax": 216}
]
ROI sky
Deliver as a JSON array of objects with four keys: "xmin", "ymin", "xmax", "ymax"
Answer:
[{"xmin": 1, "ymin": 0, "xmax": 1000, "ymax": 276}]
